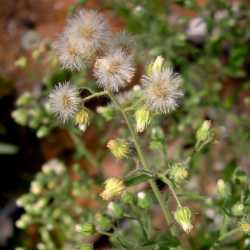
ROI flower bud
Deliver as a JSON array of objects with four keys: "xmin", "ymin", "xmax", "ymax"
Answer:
[
  {"xmin": 15, "ymin": 57, "xmax": 27, "ymax": 68},
  {"xmin": 174, "ymin": 207, "xmax": 193, "ymax": 233},
  {"xmin": 107, "ymin": 139, "xmax": 129, "ymax": 160},
  {"xmin": 232, "ymin": 203, "xmax": 244, "ymax": 217},
  {"xmin": 196, "ymin": 120, "xmax": 213, "ymax": 147},
  {"xmin": 75, "ymin": 108, "xmax": 90, "ymax": 132},
  {"xmin": 100, "ymin": 178, "xmax": 125, "ymax": 201},
  {"xmin": 217, "ymin": 179, "xmax": 231, "ymax": 199},
  {"xmin": 121, "ymin": 192, "xmax": 134, "ymax": 204},
  {"xmin": 95, "ymin": 214, "xmax": 112, "ymax": 232},
  {"xmin": 16, "ymin": 92, "xmax": 32, "ymax": 106},
  {"xmin": 75, "ymin": 223, "xmax": 95, "ymax": 236},
  {"xmin": 12, "ymin": 109, "xmax": 28, "ymax": 126},
  {"xmin": 146, "ymin": 56, "xmax": 165, "ymax": 76},
  {"xmin": 97, "ymin": 106, "xmax": 115, "ymax": 121},
  {"xmin": 107, "ymin": 202, "xmax": 123, "ymax": 218},
  {"xmin": 150, "ymin": 127, "xmax": 165, "ymax": 150},
  {"xmin": 169, "ymin": 164, "xmax": 188, "ymax": 183},
  {"xmin": 240, "ymin": 217, "xmax": 250, "ymax": 235},
  {"xmin": 135, "ymin": 107, "xmax": 151, "ymax": 133},
  {"xmin": 16, "ymin": 214, "xmax": 32, "ymax": 229},
  {"xmin": 36, "ymin": 126, "xmax": 50, "ymax": 138},
  {"xmin": 30, "ymin": 181, "xmax": 43, "ymax": 194},
  {"xmin": 137, "ymin": 192, "xmax": 151, "ymax": 209}
]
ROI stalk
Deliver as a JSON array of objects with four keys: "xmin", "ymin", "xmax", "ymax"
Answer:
[{"xmin": 107, "ymin": 91, "xmax": 175, "ymax": 234}]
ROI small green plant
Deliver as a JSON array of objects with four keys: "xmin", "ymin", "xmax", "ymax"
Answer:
[{"xmin": 14, "ymin": 5, "xmax": 250, "ymax": 250}]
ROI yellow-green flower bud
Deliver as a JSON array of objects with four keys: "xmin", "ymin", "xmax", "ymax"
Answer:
[
  {"xmin": 36, "ymin": 126, "xmax": 50, "ymax": 138},
  {"xmin": 217, "ymin": 179, "xmax": 231, "ymax": 199},
  {"xmin": 146, "ymin": 56, "xmax": 165, "ymax": 76},
  {"xmin": 169, "ymin": 164, "xmax": 188, "ymax": 183},
  {"xmin": 75, "ymin": 223, "xmax": 95, "ymax": 236},
  {"xmin": 196, "ymin": 120, "xmax": 213, "ymax": 147},
  {"xmin": 11, "ymin": 109, "xmax": 28, "ymax": 126},
  {"xmin": 240, "ymin": 217, "xmax": 250, "ymax": 235},
  {"xmin": 232, "ymin": 203, "xmax": 244, "ymax": 217},
  {"xmin": 16, "ymin": 92, "xmax": 32, "ymax": 106},
  {"xmin": 30, "ymin": 181, "xmax": 43, "ymax": 194},
  {"xmin": 107, "ymin": 202, "xmax": 123, "ymax": 218},
  {"xmin": 75, "ymin": 108, "xmax": 90, "ymax": 132},
  {"xmin": 174, "ymin": 207, "xmax": 193, "ymax": 233},
  {"xmin": 100, "ymin": 178, "xmax": 125, "ymax": 201},
  {"xmin": 95, "ymin": 213, "xmax": 112, "ymax": 232},
  {"xmin": 107, "ymin": 139, "xmax": 129, "ymax": 160},
  {"xmin": 15, "ymin": 57, "xmax": 27, "ymax": 68},
  {"xmin": 16, "ymin": 214, "xmax": 32, "ymax": 229},
  {"xmin": 135, "ymin": 107, "xmax": 151, "ymax": 133},
  {"xmin": 137, "ymin": 192, "xmax": 151, "ymax": 209}
]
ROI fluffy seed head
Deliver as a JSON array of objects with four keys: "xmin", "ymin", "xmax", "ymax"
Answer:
[
  {"xmin": 49, "ymin": 82, "xmax": 80, "ymax": 123},
  {"xmin": 94, "ymin": 49, "xmax": 135, "ymax": 92},
  {"xmin": 66, "ymin": 10, "xmax": 110, "ymax": 55},
  {"xmin": 54, "ymin": 10, "xmax": 110, "ymax": 70},
  {"xmin": 142, "ymin": 60, "xmax": 183, "ymax": 114},
  {"xmin": 53, "ymin": 34, "xmax": 87, "ymax": 71},
  {"xmin": 110, "ymin": 31, "xmax": 136, "ymax": 55}
]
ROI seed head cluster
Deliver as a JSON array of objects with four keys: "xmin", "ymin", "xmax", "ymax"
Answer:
[
  {"xmin": 54, "ymin": 10, "xmax": 110, "ymax": 70},
  {"xmin": 50, "ymin": 9, "xmax": 184, "ymax": 124}
]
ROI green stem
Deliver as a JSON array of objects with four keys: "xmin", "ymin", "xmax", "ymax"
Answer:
[
  {"xmin": 69, "ymin": 131, "xmax": 100, "ymax": 168},
  {"xmin": 107, "ymin": 91, "xmax": 175, "ymax": 233},
  {"xmin": 82, "ymin": 91, "xmax": 107, "ymax": 103},
  {"xmin": 209, "ymin": 228, "xmax": 240, "ymax": 250},
  {"xmin": 160, "ymin": 175, "xmax": 182, "ymax": 207}
]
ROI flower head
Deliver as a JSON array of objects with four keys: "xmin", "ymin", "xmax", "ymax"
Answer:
[
  {"xmin": 174, "ymin": 207, "xmax": 193, "ymax": 233},
  {"xmin": 135, "ymin": 107, "xmax": 151, "ymax": 133},
  {"xmin": 53, "ymin": 33, "xmax": 87, "ymax": 71},
  {"xmin": 100, "ymin": 178, "xmax": 125, "ymax": 201},
  {"xmin": 94, "ymin": 49, "xmax": 135, "ymax": 92},
  {"xmin": 107, "ymin": 139, "xmax": 130, "ymax": 159},
  {"xmin": 49, "ymin": 82, "xmax": 81, "ymax": 123},
  {"xmin": 142, "ymin": 58, "xmax": 183, "ymax": 114}
]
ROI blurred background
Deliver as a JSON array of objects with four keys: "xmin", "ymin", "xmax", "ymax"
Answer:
[{"xmin": 0, "ymin": 0, "xmax": 250, "ymax": 249}]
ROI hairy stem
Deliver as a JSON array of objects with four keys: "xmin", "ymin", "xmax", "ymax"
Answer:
[
  {"xmin": 107, "ymin": 91, "xmax": 175, "ymax": 234},
  {"xmin": 82, "ymin": 91, "xmax": 107, "ymax": 103},
  {"xmin": 160, "ymin": 175, "xmax": 182, "ymax": 207}
]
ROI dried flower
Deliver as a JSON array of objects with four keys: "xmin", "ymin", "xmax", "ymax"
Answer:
[
  {"xmin": 107, "ymin": 139, "xmax": 130, "ymax": 159},
  {"xmin": 94, "ymin": 49, "xmax": 135, "ymax": 92},
  {"xmin": 174, "ymin": 207, "xmax": 193, "ymax": 233},
  {"xmin": 100, "ymin": 178, "xmax": 125, "ymax": 200},
  {"xmin": 142, "ymin": 58, "xmax": 183, "ymax": 114},
  {"xmin": 49, "ymin": 82, "xmax": 81, "ymax": 123}
]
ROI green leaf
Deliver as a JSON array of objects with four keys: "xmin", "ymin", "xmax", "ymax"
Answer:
[{"xmin": 124, "ymin": 169, "xmax": 154, "ymax": 186}]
